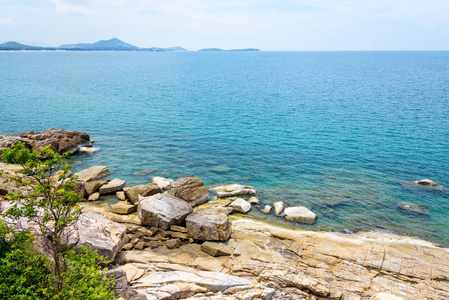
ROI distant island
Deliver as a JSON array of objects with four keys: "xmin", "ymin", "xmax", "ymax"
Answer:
[
  {"xmin": 0, "ymin": 38, "xmax": 187, "ymax": 52},
  {"xmin": 0, "ymin": 39, "xmax": 261, "ymax": 52},
  {"xmin": 198, "ymin": 48, "xmax": 260, "ymax": 52}
]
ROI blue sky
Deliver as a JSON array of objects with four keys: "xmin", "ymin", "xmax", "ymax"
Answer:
[{"xmin": 0, "ymin": 0, "xmax": 448, "ymax": 50}]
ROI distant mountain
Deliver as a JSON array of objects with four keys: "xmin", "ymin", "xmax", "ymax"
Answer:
[
  {"xmin": 164, "ymin": 46, "xmax": 187, "ymax": 51},
  {"xmin": 60, "ymin": 38, "xmax": 139, "ymax": 50},
  {"xmin": 198, "ymin": 48, "xmax": 260, "ymax": 52},
  {"xmin": 198, "ymin": 48, "xmax": 224, "ymax": 52},
  {"xmin": 0, "ymin": 41, "xmax": 56, "ymax": 50}
]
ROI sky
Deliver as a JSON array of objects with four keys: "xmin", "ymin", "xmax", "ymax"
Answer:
[{"xmin": 0, "ymin": 0, "xmax": 448, "ymax": 51}]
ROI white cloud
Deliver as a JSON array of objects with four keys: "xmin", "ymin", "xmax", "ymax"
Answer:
[
  {"xmin": 50, "ymin": 0, "xmax": 92, "ymax": 14},
  {"xmin": 0, "ymin": 18, "xmax": 13, "ymax": 25}
]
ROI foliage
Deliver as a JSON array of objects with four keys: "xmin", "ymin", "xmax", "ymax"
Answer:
[{"xmin": 0, "ymin": 142, "xmax": 115, "ymax": 299}]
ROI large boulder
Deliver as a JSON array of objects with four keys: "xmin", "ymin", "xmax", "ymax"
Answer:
[
  {"xmin": 214, "ymin": 184, "xmax": 256, "ymax": 198},
  {"xmin": 138, "ymin": 193, "xmax": 193, "ymax": 230},
  {"xmin": 0, "ymin": 128, "xmax": 92, "ymax": 159},
  {"xmin": 125, "ymin": 183, "xmax": 162, "ymax": 204},
  {"xmin": 284, "ymin": 206, "xmax": 316, "ymax": 224},
  {"xmin": 69, "ymin": 211, "xmax": 127, "ymax": 261},
  {"xmin": 186, "ymin": 210, "xmax": 232, "ymax": 241},
  {"xmin": 75, "ymin": 166, "xmax": 110, "ymax": 182},
  {"xmin": 397, "ymin": 202, "xmax": 430, "ymax": 215},
  {"xmin": 168, "ymin": 177, "xmax": 209, "ymax": 206},
  {"xmin": 152, "ymin": 176, "xmax": 173, "ymax": 190},
  {"xmin": 99, "ymin": 178, "xmax": 125, "ymax": 195}
]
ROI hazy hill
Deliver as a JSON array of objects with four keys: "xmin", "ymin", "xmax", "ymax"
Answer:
[
  {"xmin": 60, "ymin": 38, "xmax": 139, "ymax": 50},
  {"xmin": 0, "ymin": 41, "xmax": 55, "ymax": 50}
]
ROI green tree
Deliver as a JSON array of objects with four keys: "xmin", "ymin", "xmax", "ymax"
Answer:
[{"xmin": 0, "ymin": 142, "xmax": 114, "ymax": 299}]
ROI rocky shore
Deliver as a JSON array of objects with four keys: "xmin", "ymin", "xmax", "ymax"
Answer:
[{"xmin": 1, "ymin": 129, "xmax": 448, "ymax": 300}]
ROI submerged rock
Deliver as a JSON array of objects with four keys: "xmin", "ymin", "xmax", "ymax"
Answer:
[
  {"xmin": 397, "ymin": 202, "xmax": 430, "ymax": 215},
  {"xmin": 138, "ymin": 193, "xmax": 193, "ymax": 230},
  {"xmin": 284, "ymin": 206, "xmax": 317, "ymax": 224}
]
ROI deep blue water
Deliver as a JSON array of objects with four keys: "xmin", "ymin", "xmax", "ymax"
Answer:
[{"xmin": 1, "ymin": 51, "xmax": 449, "ymax": 245}]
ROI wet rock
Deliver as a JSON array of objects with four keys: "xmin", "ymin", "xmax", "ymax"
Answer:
[
  {"xmin": 138, "ymin": 193, "xmax": 193, "ymax": 230},
  {"xmin": 215, "ymin": 184, "xmax": 256, "ymax": 198},
  {"xmin": 152, "ymin": 176, "xmax": 173, "ymax": 190},
  {"xmin": 117, "ymin": 191, "xmax": 127, "ymax": 201},
  {"xmin": 186, "ymin": 211, "xmax": 232, "ymax": 241},
  {"xmin": 75, "ymin": 166, "xmax": 110, "ymax": 183},
  {"xmin": 261, "ymin": 205, "xmax": 272, "ymax": 214},
  {"xmin": 397, "ymin": 202, "xmax": 430, "ymax": 215},
  {"xmin": 99, "ymin": 178, "xmax": 125, "ymax": 195},
  {"xmin": 168, "ymin": 177, "xmax": 209, "ymax": 206},
  {"xmin": 111, "ymin": 201, "xmax": 137, "ymax": 215},
  {"xmin": 249, "ymin": 196, "xmax": 260, "ymax": 204},
  {"xmin": 79, "ymin": 146, "xmax": 100, "ymax": 154},
  {"xmin": 230, "ymin": 198, "xmax": 252, "ymax": 213},
  {"xmin": 125, "ymin": 183, "xmax": 162, "ymax": 204},
  {"xmin": 87, "ymin": 192, "xmax": 100, "ymax": 201},
  {"xmin": 284, "ymin": 206, "xmax": 317, "ymax": 224},
  {"xmin": 417, "ymin": 179, "xmax": 440, "ymax": 186},
  {"xmin": 201, "ymin": 241, "xmax": 233, "ymax": 257},
  {"xmin": 273, "ymin": 201, "xmax": 285, "ymax": 215}
]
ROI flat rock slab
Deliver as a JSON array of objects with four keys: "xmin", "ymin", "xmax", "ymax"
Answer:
[
  {"xmin": 214, "ymin": 184, "xmax": 256, "ymax": 198},
  {"xmin": 186, "ymin": 211, "xmax": 232, "ymax": 241},
  {"xmin": 284, "ymin": 206, "xmax": 317, "ymax": 224},
  {"xmin": 75, "ymin": 166, "xmax": 110, "ymax": 182},
  {"xmin": 99, "ymin": 178, "xmax": 125, "ymax": 194},
  {"xmin": 111, "ymin": 201, "xmax": 136, "ymax": 215},
  {"xmin": 138, "ymin": 193, "xmax": 193, "ymax": 230},
  {"xmin": 201, "ymin": 241, "xmax": 233, "ymax": 257},
  {"xmin": 135, "ymin": 270, "xmax": 252, "ymax": 293},
  {"xmin": 79, "ymin": 146, "xmax": 100, "ymax": 153}
]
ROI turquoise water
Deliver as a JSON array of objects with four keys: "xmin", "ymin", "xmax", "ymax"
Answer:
[{"xmin": 1, "ymin": 51, "xmax": 449, "ymax": 245}]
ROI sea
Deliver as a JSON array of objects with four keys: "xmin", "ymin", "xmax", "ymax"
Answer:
[{"xmin": 1, "ymin": 50, "xmax": 448, "ymax": 246}]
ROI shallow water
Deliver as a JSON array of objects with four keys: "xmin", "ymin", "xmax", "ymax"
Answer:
[{"xmin": 1, "ymin": 51, "xmax": 448, "ymax": 245}]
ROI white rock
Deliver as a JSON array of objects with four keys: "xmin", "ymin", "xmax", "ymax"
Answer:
[
  {"xmin": 79, "ymin": 146, "xmax": 100, "ymax": 154},
  {"xmin": 135, "ymin": 270, "xmax": 252, "ymax": 293},
  {"xmin": 284, "ymin": 206, "xmax": 316, "ymax": 224},
  {"xmin": 230, "ymin": 198, "xmax": 252, "ymax": 214},
  {"xmin": 370, "ymin": 293, "xmax": 404, "ymax": 300},
  {"xmin": 273, "ymin": 201, "xmax": 285, "ymax": 216},
  {"xmin": 261, "ymin": 205, "xmax": 272, "ymax": 214},
  {"xmin": 152, "ymin": 176, "xmax": 173, "ymax": 190},
  {"xmin": 248, "ymin": 197, "xmax": 260, "ymax": 204}
]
